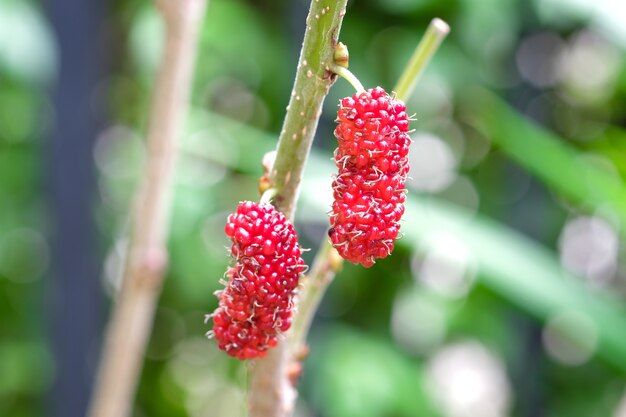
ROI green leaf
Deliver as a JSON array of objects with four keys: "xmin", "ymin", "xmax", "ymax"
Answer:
[
  {"xmin": 306, "ymin": 325, "xmax": 438, "ymax": 417},
  {"xmin": 464, "ymin": 88, "xmax": 626, "ymax": 228},
  {"xmin": 401, "ymin": 196, "xmax": 626, "ymax": 372},
  {"xmin": 0, "ymin": 0, "xmax": 57, "ymax": 84}
]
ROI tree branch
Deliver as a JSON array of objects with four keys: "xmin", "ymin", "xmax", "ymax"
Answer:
[
  {"xmin": 288, "ymin": 240, "xmax": 342, "ymax": 354},
  {"xmin": 267, "ymin": 0, "xmax": 348, "ymax": 220},
  {"xmin": 247, "ymin": 1, "xmax": 349, "ymax": 416},
  {"xmin": 86, "ymin": 1, "xmax": 206, "ymax": 416}
]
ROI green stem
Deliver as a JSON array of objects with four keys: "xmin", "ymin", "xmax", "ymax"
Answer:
[
  {"xmin": 393, "ymin": 18, "xmax": 450, "ymax": 102},
  {"xmin": 260, "ymin": 188, "xmax": 278, "ymax": 204},
  {"xmin": 288, "ymin": 240, "xmax": 340, "ymax": 353},
  {"xmin": 331, "ymin": 64, "xmax": 365, "ymax": 94},
  {"xmin": 248, "ymin": 1, "xmax": 349, "ymax": 416},
  {"xmin": 268, "ymin": 0, "xmax": 349, "ymax": 222}
]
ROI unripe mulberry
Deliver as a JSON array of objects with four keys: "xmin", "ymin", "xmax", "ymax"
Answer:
[
  {"xmin": 329, "ymin": 87, "xmax": 411, "ymax": 267},
  {"xmin": 207, "ymin": 201, "xmax": 306, "ymax": 360}
]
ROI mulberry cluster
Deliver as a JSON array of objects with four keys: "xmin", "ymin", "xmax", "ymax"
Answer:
[
  {"xmin": 208, "ymin": 201, "xmax": 305, "ymax": 360},
  {"xmin": 329, "ymin": 87, "xmax": 411, "ymax": 267}
]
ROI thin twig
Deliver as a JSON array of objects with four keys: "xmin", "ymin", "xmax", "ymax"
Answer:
[
  {"xmin": 86, "ymin": 1, "xmax": 206, "ymax": 417},
  {"xmin": 394, "ymin": 18, "xmax": 450, "ymax": 101},
  {"xmin": 288, "ymin": 240, "xmax": 341, "ymax": 353},
  {"xmin": 247, "ymin": 1, "xmax": 349, "ymax": 416},
  {"xmin": 331, "ymin": 64, "xmax": 365, "ymax": 94}
]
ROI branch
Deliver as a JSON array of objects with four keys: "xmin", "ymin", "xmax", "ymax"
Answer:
[
  {"xmin": 247, "ymin": 1, "xmax": 349, "ymax": 416},
  {"xmin": 267, "ymin": 1, "xmax": 348, "ymax": 220},
  {"xmin": 86, "ymin": 1, "xmax": 206, "ymax": 417},
  {"xmin": 288, "ymin": 240, "xmax": 342, "ymax": 353},
  {"xmin": 393, "ymin": 18, "xmax": 450, "ymax": 100}
]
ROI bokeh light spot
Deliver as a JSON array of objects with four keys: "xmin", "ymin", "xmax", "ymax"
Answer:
[
  {"xmin": 515, "ymin": 31, "xmax": 564, "ymax": 88},
  {"xmin": 0, "ymin": 228, "xmax": 49, "ymax": 283},
  {"xmin": 542, "ymin": 310, "xmax": 598, "ymax": 366},
  {"xmin": 408, "ymin": 132, "xmax": 457, "ymax": 192},
  {"xmin": 425, "ymin": 341, "xmax": 512, "ymax": 417},
  {"xmin": 391, "ymin": 285, "xmax": 446, "ymax": 354},
  {"xmin": 94, "ymin": 125, "xmax": 145, "ymax": 181},
  {"xmin": 412, "ymin": 232, "xmax": 477, "ymax": 299},
  {"xmin": 559, "ymin": 215, "xmax": 619, "ymax": 287}
]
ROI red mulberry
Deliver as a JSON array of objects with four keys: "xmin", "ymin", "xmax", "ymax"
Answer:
[
  {"xmin": 329, "ymin": 87, "xmax": 411, "ymax": 267},
  {"xmin": 207, "ymin": 201, "xmax": 306, "ymax": 360}
]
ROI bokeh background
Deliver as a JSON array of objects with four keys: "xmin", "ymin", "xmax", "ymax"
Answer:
[{"xmin": 2, "ymin": 0, "xmax": 626, "ymax": 416}]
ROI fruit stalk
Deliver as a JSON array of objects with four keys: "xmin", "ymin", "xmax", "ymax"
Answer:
[
  {"xmin": 86, "ymin": 1, "xmax": 206, "ymax": 416},
  {"xmin": 394, "ymin": 18, "xmax": 450, "ymax": 102},
  {"xmin": 247, "ymin": 1, "xmax": 349, "ymax": 416}
]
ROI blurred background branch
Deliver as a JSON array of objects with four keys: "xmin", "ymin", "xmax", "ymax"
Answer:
[{"xmin": 86, "ymin": 1, "xmax": 206, "ymax": 416}]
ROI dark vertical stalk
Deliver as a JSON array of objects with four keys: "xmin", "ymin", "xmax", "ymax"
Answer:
[{"xmin": 46, "ymin": 0, "xmax": 105, "ymax": 416}]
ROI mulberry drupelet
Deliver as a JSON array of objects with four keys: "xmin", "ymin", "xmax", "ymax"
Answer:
[
  {"xmin": 330, "ymin": 87, "xmax": 411, "ymax": 267},
  {"xmin": 208, "ymin": 201, "xmax": 306, "ymax": 360}
]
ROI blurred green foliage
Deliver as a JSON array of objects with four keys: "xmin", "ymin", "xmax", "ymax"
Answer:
[{"xmin": 2, "ymin": 0, "xmax": 626, "ymax": 416}]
